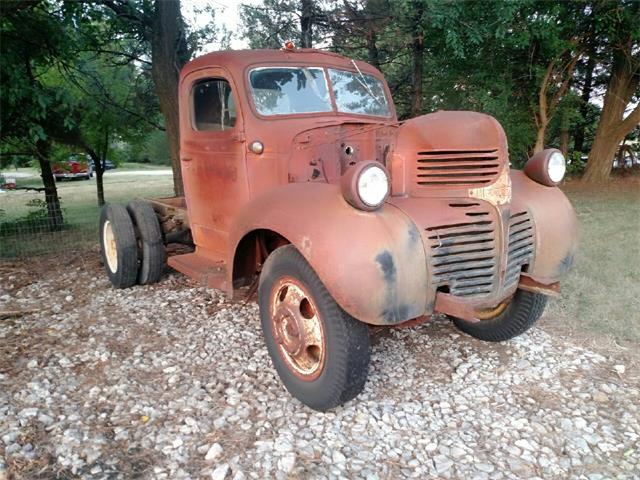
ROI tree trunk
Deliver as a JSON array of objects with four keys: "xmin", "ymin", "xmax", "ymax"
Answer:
[
  {"xmin": 366, "ymin": 31, "xmax": 380, "ymax": 70},
  {"xmin": 559, "ymin": 129, "xmax": 569, "ymax": 157},
  {"xmin": 87, "ymin": 148, "xmax": 105, "ymax": 206},
  {"xmin": 151, "ymin": 0, "xmax": 190, "ymax": 197},
  {"xmin": 582, "ymin": 132, "xmax": 620, "ymax": 182},
  {"xmin": 583, "ymin": 44, "xmax": 640, "ymax": 183},
  {"xmin": 300, "ymin": 0, "xmax": 313, "ymax": 48},
  {"xmin": 533, "ymin": 123, "xmax": 547, "ymax": 153},
  {"xmin": 95, "ymin": 168, "xmax": 105, "ymax": 205},
  {"xmin": 573, "ymin": 51, "xmax": 595, "ymax": 154},
  {"xmin": 409, "ymin": 2, "xmax": 424, "ymax": 118},
  {"xmin": 534, "ymin": 54, "xmax": 580, "ymax": 154},
  {"xmin": 35, "ymin": 139, "xmax": 64, "ymax": 230}
]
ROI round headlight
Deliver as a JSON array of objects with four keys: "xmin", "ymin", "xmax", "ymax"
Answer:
[
  {"xmin": 547, "ymin": 151, "xmax": 566, "ymax": 183},
  {"xmin": 524, "ymin": 148, "xmax": 566, "ymax": 186},
  {"xmin": 341, "ymin": 161, "xmax": 390, "ymax": 211},
  {"xmin": 357, "ymin": 165, "xmax": 389, "ymax": 207}
]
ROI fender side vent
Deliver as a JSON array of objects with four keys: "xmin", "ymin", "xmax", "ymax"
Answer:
[
  {"xmin": 504, "ymin": 211, "xmax": 535, "ymax": 290},
  {"xmin": 427, "ymin": 216, "xmax": 497, "ymax": 297}
]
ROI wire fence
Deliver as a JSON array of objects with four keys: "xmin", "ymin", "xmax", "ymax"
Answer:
[{"xmin": 0, "ymin": 168, "xmax": 174, "ymax": 259}]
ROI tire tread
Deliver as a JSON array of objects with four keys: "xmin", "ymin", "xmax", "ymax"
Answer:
[
  {"xmin": 127, "ymin": 200, "xmax": 164, "ymax": 285},
  {"xmin": 452, "ymin": 290, "xmax": 547, "ymax": 342}
]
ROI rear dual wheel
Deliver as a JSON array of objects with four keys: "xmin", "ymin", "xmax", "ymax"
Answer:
[
  {"xmin": 100, "ymin": 204, "xmax": 138, "ymax": 288},
  {"xmin": 259, "ymin": 246, "xmax": 371, "ymax": 411},
  {"xmin": 99, "ymin": 201, "xmax": 164, "ymax": 288},
  {"xmin": 127, "ymin": 200, "xmax": 164, "ymax": 285}
]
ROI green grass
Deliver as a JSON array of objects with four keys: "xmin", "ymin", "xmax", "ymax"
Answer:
[
  {"xmin": 118, "ymin": 162, "xmax": 171, "ymax": 170},
  {"xmin": 547, "ymin": 180, "xmax": 640, "ymax": 345},
  {"xmin": 0, "ymin": 170, "xmax": 173, "ymax": 257}
]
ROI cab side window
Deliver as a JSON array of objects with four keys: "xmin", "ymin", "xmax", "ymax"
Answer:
[{"xmin": 192, "ymin": 79, "xmax": 237, "ymax": 131}]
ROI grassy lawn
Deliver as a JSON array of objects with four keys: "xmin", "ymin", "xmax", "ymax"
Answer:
[
  {"xmin": 1, "ymin": 168, "xmax": 173, "ymax": 257},
  {"xmin": 118, "ymin": 162, "xmax": 171, "ymax": 170},
  {"xmin": 547, "ymin": 178, "xmax": 640, "ymax": 346}
]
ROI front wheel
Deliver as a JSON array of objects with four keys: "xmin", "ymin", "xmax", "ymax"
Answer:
[
  {"xmin": 258, "ymin": 245, "xmax": 371, "ymax": 411},
  {"xmin": 451, "ymin": 289, "xmax": 548, "ymax": 342}
]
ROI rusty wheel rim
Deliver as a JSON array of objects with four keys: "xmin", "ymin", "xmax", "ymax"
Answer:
[
  {"xmin": 475, "ymin": 299, "xmax": 510, "ymax": 321},
  {"xmin": 270, "ymin": 277, "xmax": 326, "ymax": 381}
]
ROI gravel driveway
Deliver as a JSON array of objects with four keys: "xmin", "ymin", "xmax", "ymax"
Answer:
[{"xmin": 1, "ymin": 253, "xmax": 638, "ymax": 479}]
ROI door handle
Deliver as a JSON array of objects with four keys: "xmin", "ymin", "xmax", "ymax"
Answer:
[{"xmin": 181, "ymin": 157, "xmax": 192, "ymax": 162}]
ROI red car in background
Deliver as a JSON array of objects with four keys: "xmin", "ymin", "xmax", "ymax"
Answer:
[{"xmin": 53, "ymin": 156, "xmax": 93, "ymax": 181}]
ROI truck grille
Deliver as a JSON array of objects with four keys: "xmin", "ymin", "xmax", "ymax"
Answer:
[
  {"xmin": 415, "ymin": 149, "xmax": 501, "ymax": 187},
  {"xmin": 427, "ymin": 214, "xmax": 497, "ymax": 297},
  {"xmin": 504, "ymin": 211, "xmax": 535, "ymax": 290}
]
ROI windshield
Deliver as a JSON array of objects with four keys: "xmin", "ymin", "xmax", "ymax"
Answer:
[
  {"xmin": 329, "ymin": 68, "xmax": 391, "ymax": 117},
  {"xmin": 249, "ymin": 67, "xmax": 332, "ymax": 116}
]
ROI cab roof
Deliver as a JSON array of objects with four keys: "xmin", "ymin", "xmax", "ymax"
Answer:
[{"xmin": 181, "ymin": 48, "xmax": 381, "ymax": 81}]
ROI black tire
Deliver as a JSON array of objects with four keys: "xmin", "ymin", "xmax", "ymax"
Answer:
[
  {"xmin": 452, "ymin": 289, "xmax": 548, "ymax": 342},
  {"xmin": 126, "ymin": 200, "xmax": 165, "ymax": 285},
  {"xmin": 99, "ymin": 204, "xmax": 138, "ymax": 288},
  {"xmin": 258, "ymin": 245, "xmax": 371, "ymax": 411}
]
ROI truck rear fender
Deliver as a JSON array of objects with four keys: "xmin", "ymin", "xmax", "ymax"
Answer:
[{"xmin": 228, "ymin": 182, "xmax": 429, "ymax": 325}]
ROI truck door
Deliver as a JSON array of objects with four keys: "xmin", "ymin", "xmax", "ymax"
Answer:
[{"xmin": 180, "ymin": 68, "xmax": 249, "ymax": 258}]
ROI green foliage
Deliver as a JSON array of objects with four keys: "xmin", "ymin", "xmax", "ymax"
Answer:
[
  {"xmin": 240, "ymin": 0, "xmax": 328, "ymax": 48},
  {"xmin": 125, "ymin": 129, "xmax": 172, "ymax": 165},
  {"xmin": 0, "ymin": 198, "xmax": 65, "ymax": 238},
  {"xmin": 567, "ymin": 153, "xmax": 587, "ymax": 175},
  {"xmin": 238, "ymin": 0, "xmax": 635, "ymax": 164}
]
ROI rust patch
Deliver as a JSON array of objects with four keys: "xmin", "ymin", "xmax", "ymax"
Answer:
[{"xmin": 469, "ymin": 168, "xmax": 512, "ymax": 206}]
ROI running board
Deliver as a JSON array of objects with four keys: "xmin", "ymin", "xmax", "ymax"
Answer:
[{"xmin": 168, "ymin": 252, "xmax": 228, "ymax": 291}]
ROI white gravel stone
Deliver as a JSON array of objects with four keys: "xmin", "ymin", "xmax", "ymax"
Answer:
[
  {"xmin": 279, "ymin": 452, "xmax": 296, "ymax": 473},
  {"xmin": 475, "ymin": 462, "xmax": 495, "ymax": 473},
  {"xmin": 515, "ymin": 439, "xmax": 535, "ymax": 452},
  {"xmin": 205, "ymin": 443, "xmax": 223, "ymax": 462},
  {"xmin": 211, "ymin": 463, "xmax": 230, "ymax": 480},
  {"xmin": 433, "ymin": 454, "xmax": 453, "ymax": 473},
  {"xmin": 332, "ymin": 450, "xmax": 346, "ymax": 463}
]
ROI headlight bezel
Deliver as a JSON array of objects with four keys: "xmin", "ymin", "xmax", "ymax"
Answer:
[
  {"xmin": 341, "ymin": 161, "xmax": 390, "ymax": 211},
  {"xmin": 524, "ymin": 148, "xmax": 566, "ymax": 186}
]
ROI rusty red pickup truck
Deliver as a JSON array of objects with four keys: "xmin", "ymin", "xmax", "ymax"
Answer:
[{"xmin": 99, "ymin": 47, "xmax": 577, "ymax": 411}]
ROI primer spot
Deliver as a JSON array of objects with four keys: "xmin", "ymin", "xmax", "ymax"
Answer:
[{"xmin": 375, "ymin": 251, "xmax": 396, "ymax": 284}]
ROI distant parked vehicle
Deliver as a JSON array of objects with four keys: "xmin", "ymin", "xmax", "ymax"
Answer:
[
  {"xmin": 53, "ymin": 156, "xmax": 93, "ymax": 181},
  {"xmin": 613, "ymin": 140, "xmax": 639, "ymax": 169},
  {"xmin": 89, "ymin": 159, "xmax": 117, "ymax": 170}
]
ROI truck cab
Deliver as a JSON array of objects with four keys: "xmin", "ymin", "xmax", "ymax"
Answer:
[{"xmin": 99, "ymin": 47, "xmax": 577, "ymax": 411}]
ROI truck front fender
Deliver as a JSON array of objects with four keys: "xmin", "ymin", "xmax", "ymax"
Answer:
[
  {"xmin": 511, "ymin": 170, "xmax": 578, "ymax": 284},
  {"xmin": 228, "ymin": 183, "xmax": 428, "ymax": 325}
]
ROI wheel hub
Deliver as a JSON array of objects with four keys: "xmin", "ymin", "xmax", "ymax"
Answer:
[
  {"xmin": 102, "ymin": 220, "xmax": 118, "ymax": 273},
  {"xmin": 270, "ymin": 278, "xmax": 326, "ymax": 380},
  {"xmin": 273, "ymin": 305, "xmax": 304, "ymax": 355}
]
